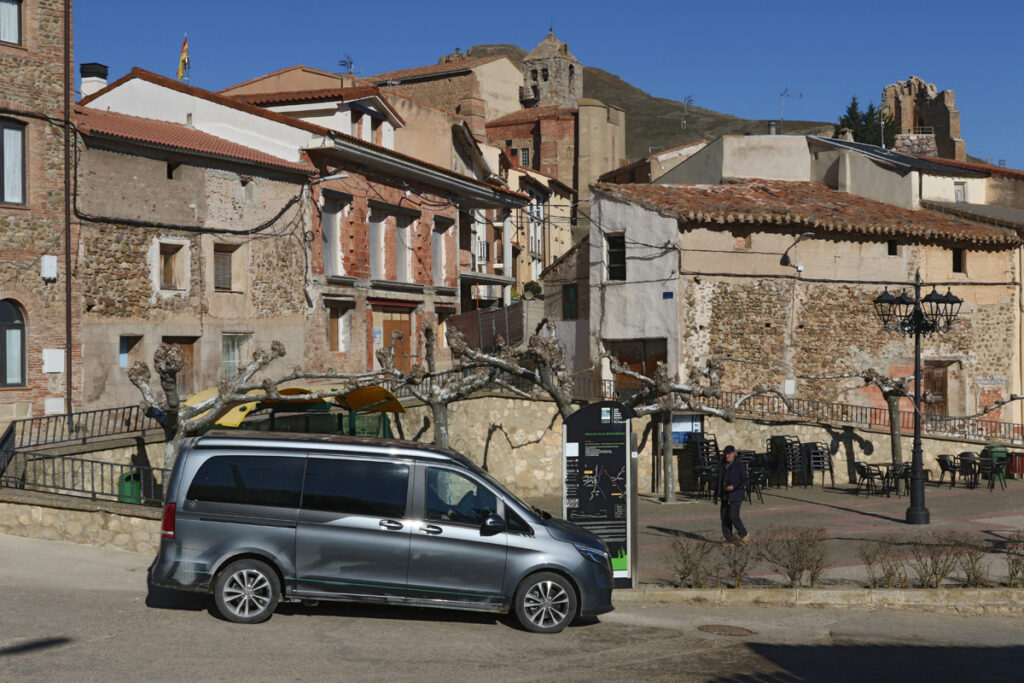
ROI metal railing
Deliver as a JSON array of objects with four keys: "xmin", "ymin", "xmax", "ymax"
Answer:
[
  {"xmin": 6, "ymin": 405, "xmax": 161, "ymax": 450},
  {"xmin": 2, "ymin": 450, "xmax": 169, "ymax": 506}
]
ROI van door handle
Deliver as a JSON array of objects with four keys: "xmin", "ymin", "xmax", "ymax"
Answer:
[
  {"xmin": 420, "ymin": 524, "xmax": 443, "ymax": 535},
  {"xmin": 379, "ymin": 520, "xmax": 403, "ymax": 530}
]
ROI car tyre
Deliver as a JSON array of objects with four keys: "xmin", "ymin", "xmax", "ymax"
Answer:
[
  {"xmin": 514, "ymin": 571, "xmax": 577, "ymax": 634},
  {"xmin": 213, "ymin": 558, "xmax": 280, "ymax": 624}
]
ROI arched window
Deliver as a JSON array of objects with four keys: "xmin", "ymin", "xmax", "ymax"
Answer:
[{"xmin": 0, "ymin": 298, "xmax": 25, "ymax": 386}]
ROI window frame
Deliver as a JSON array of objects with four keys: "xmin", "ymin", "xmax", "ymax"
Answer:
[
  {"xmin": 0, "ymin": 118, "xmax": 26, "ymax": 205},
  {"xmin": 0, "ymin": 0, "xmax": 22, "ymax": 47},
  {"xmin": 159, "ymin": 242, "xmax": 184, "ymax": 290},
  {"xmin": 562, "ymin": 283, "xmax": 579, "ymax": 320},
  {"xmin": 0, "ymin": 298, "xmax": 25, "ymax": 387},
  {"xmin": 952, "ymin": 247, "xmax": 966, "ymax": 274},
  {"xmin": 424, "ymin": 466, "xmax": 499, "ymax": 527},
  {"xmin": 327, "ymin": 301, "xmax": 354, "ymax": 353},
  {"xmin": 606, "ymin": 233, "xmax": 626, "ymax": 281},
  {"xmin": 185, "ymin": 454, "xmax": 305, "ymax": 508},
  {"xmin": 221, "ymin": 332, "xmax": 254, "ymax": 381},
  {"xmin": 212, "ymin": 244, "xmax": 236, "ymax": 292},
  {"xmin": 302, "ymin": 457, "xmax": 410, "ymax": 519}
]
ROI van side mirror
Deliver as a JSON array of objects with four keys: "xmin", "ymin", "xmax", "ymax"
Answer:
[{"xmin": 480, "ymin": 513, "xmax": 506, "ymax": 536}]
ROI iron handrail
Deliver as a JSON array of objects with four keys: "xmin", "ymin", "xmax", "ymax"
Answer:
[
  {"xmin": 7, "ymin": 405, "xmax": 162, "ymax": 449},
  {"xmin": 3, "ymin": 450, "xmax": 169, "ymax": 506}
]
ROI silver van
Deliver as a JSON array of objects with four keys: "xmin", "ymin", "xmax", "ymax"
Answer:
[{"xmin": 151, "ymin": 431, "xmax": 613, "ymax": 633}]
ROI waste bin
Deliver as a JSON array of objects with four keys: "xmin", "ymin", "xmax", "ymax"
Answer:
[
  {"xmin": 1008, "ymin": 452, "xmax": 1024, "ymax": 479},
  {"xmin": 118, "ymin": 471, "xmax": 142, "ymax": 504},
  {"xmin": 982, "ymin": 445, "xmax": 1008, "ymax": 485}
]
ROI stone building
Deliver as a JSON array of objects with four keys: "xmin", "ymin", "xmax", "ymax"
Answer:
[
  {"xmin": 74, "ymin": 104, "xmax": 315, "ymax": 409},
  {"xmin": 881, "ymin": 76, "xmax": 966, "ymax": 161},
  {"xmin": 519, "ymin": 30, "xmax": 582, "ymax": 109},
  {"xmin": 0, "ymin": 0, "xmax": 79, "ymax": 421},
  {"xmin": 78, "ymin": 66, "xmax": 525, "ymax": 392},
  {"xmin": 580, "ymin": 180, "xmax": 1022, "ymax": 424}
]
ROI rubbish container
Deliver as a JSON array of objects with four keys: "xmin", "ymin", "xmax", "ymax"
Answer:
[
  {"xmin": 982, "ymin": 445, "xmax": 1008, "ymax": 486},
  {"xmin": 1009, "ymin": 452, "xmax": 1024, "ymax": 479},
  {"xmin": 118, "ymin": 471, "xmax": 142, "ymax": 504}
]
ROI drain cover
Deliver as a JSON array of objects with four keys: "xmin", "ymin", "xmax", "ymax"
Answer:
[{"xmin": 697, "ymin": 624, "xmax": 756, "ymax": 636}]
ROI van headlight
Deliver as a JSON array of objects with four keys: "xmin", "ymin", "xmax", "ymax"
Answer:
[{"xmin": 575, "ymin": 544, "xmax": 609, "ymax": 567}]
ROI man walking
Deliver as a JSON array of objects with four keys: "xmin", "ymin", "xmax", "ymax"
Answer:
[{"xmin": 715, "ymin": 445, "xmax": 749, "ymax": 545}]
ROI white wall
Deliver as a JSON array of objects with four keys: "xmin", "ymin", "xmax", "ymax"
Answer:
[{"xmin": 920, "ymin": 174, "xmax": 986, "ymax": 204}]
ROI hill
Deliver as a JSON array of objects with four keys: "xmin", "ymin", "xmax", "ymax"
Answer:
[{"xmin": 465, "ymin": 43, "xmax": 834, "ymax": 160}]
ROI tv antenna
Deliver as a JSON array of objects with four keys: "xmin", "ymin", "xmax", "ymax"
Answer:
[
  {"xmin": 779, "ymin": 88, "xmax": 801, "ymax": 134},
  {"xmin": 338, "ymin": 55, "xmax": 356, "ymax": 75},
  {"xmin": 681, "ymin": 95, "xmax": 694, "ymax": 130}
]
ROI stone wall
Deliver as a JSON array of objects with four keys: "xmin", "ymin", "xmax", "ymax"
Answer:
[
  {"xmin": 0, "ymin": 489, "xmax": 161, "ymax": 555},
  {"xmin": 0, "ymin": 0, "xmax": 80, "ymax": 419}
]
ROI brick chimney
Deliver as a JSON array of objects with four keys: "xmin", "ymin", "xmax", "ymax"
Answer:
[{"xmin": 457, "ymin": 95, "xmax": 486, "ymax": 139}]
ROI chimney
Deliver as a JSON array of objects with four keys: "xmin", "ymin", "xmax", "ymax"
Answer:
[
  {"xmin": 457, "ymin": 95, "xmax": 486, "ymax": 139},
  {"xmin": 80, "ymin": 63, "xmax": 108, "ymax": 99},
  {"xmin": 769, "ymin": 120, "xmax": 776, "ymax": 136},
  {"xmin": 838, "ymin": 127, "xmax": 855, "ymax": 142}
]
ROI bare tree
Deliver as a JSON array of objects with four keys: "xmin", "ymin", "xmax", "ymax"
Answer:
[{"xmin": 129, "ymin": 341, "xmax": 393, "ymax": 468}]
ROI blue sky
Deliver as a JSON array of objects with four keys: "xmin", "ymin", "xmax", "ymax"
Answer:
[{"xmin": 75, "ymin": 0, "xmax": 1024, "ymax": 167}]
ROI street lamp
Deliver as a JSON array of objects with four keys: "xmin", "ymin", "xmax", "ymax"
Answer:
[{"xmin": 873, "ymin": 270, "xmax": 962, "ymax": 525}]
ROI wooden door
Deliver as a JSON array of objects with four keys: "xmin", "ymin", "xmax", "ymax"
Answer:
[
  {"xmin": 381, "ymin": 311, "xmax": 412, "ymax": 374},
  {"xmin": 923, "ymin": 364, "xmax": 948, "ymax": 417},
  {"xmin": 162, "ymin": 336, "xmax": 195, "ymax": 399}
]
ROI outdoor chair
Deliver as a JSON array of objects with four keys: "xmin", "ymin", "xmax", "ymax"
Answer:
[
  {"xmin": 855, "ymin": 462, "xmax": 885, "ymax": 496},
  {"xmin": 803, "ymin": 442, "xmax": 835, "ymax": 488},
  {"xmin": 937, "ymin": 454, "xmax": 958, "ymax": 488},
  {"xmin": 746, "ymin": 467, "xmax": 770, "ymax": 504},
  {"xmin": 886, "ymin": 462, "xmax": 912, "ymax": 497},
  {"xmin": 957, "ymin": 451, "xmax": 981, "ymax": 489},
  {"xmin": 978, "ymin": 457, "xmax": 1008, "ymax": 492}
]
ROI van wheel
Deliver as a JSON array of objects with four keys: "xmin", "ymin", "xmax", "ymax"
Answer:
[
  {"xmin": 214, "ymin": 559, "xmax": 280, "ymax": 624},
  {"xmin": 514, "ymin": 572, "xmax": 577, "ymax": 634}
]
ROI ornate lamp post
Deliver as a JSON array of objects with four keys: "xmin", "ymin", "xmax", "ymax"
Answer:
[{"xmin": 873, "ymin": 270, "xmax": 962, "ymax": 525}]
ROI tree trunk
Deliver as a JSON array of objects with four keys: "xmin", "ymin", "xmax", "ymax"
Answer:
[
  {"xmin": 886, "ymin": 393, "xmax": 903, "ymax": 465},
  {"xmin": 662, "ymin": 411, "xmax": 676, "ymax": 502},
  {"xmin": 431, "ymin": 401, "xmax": 450, "ymax": 450},
  {"xmin": 162, "ymin": 430, "xmax": 185, "ymax": 470}
]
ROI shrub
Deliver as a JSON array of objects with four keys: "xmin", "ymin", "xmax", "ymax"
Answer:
[
  {"xmin": 667, "ymin": 536, "xmax": 714, "ymax": 588},
  {"xmin": 909, "ymin": 532, "xmax": 960, "ymax": 588},
  {"xmin": 877, "ymin": 535, "xmax": 909, "ymax": 589},
  {"xmin": 757, "ymin": 525, "xmax": 829, "ymax": 588},
  {"xmin": 716, "ymin": 541, "xmax": 756, "ymax": 588},
  {"xmin": 958, "ymin": 538, "xmax": 992, "ymax": 588},
  {"xmin": 1006, "ymin": 531, "xmax": 1024, "ymax": 588},
  {"xmin": 859, "ymin": 541, "xmax": 884, "ymax": 588}
]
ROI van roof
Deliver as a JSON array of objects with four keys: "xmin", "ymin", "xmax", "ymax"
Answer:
[{"xmin": 194, "ymin": 430, "xmax": 474, "ymax": 467}]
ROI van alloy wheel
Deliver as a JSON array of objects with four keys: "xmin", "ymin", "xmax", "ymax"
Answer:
[
  {"xmin": 514, "ymin": 572, "xmax": 577, "ymax": 634},
  {"xmin": 214, "ymin": 559, "xmax": 280, "ymax": 624}
]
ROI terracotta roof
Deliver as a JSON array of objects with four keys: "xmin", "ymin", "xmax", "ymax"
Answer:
[
  {"xmin": 593, "ymin": 180, "xmax": 1020, "ymax": 247},
  {"xmin": 228, "ymin": 86, "xmax": 379, "ymax": 106},
  {"xmin": 74, "ymin": 105, "xmax": 315, "ymax": 174},
  {"xmin": 912, "ymin": 155, "xmax": 1024, "ymax": 182},
  {"xmin": 524, "ymin": 32, "xmax": 578, "ymax": 62},
  {"xmin": 369, "ymin": 56, "xmax": 504, "ymax": 84},
  {"xmin": 599, "ymin": 141, "xmax": 710, "ymax": 183},
  {"xmin": 485, "ymin": 106, "xmax": 577, "ymax": 127},
  {"xmin": 80, "ymin": 68, "xmax": 525, "ymax": 202}
]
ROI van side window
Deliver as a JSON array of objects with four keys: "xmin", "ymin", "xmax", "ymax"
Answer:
[
  {"xmin": 186, "ymin": 455, "xmax": 304, "ymax": 507},
  {"xmin": 303, "ymin": 458, "xmax": 409, "ymax": 518},
  {"xmin": 425, "ymin": 468, "xmax": 497, "ymax": 525}
]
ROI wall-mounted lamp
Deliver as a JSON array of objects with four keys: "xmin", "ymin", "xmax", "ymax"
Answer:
[{"xmin": 779, "ymin": 232, "xmax": 816, "ymax": 267}]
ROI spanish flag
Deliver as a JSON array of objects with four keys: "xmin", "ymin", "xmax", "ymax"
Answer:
[{"xmin": 176, "ymin": 35, "xmax": 190, "ymax": 81}]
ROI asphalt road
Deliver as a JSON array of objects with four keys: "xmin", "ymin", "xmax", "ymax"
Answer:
[{"xmin": 2, "ymin": 534, "xmax": 1024, "ymax": 682}]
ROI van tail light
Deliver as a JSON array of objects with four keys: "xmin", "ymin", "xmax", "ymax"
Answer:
[{"xmin": 161, "ymin": 502, "xmax": 176, "ymax": 539}]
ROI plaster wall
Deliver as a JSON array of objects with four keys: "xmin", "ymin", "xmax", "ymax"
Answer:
[
  {"xmin": 657, "ymin": 137, "xmax": 725, "ymax": 184},
  {"xmin": 987, "ymin": 176, "xmax": 1024, "ymax": 210},
  {"xmin": 650, "ymin": 142, "xmax": 710, "ymax": 182},
  {"xmin": 837, "ymin": 152, "xmax": 917, "ymax": 210},
  {"xmin": 589, "ymin": 198, "xmax": 678, "ymax": 367},
  {"xmin": 384, "ymin": 93, "xmax": 463, "ymax": 170},
  {"xmin": 720, "ymin": 136, "xmax": 811, "ymax": 181},
  {"xmin": 473, "ymin": 59, "xmax": 523, "ymax": 120},
  {"xmin": 920, "ymin": 174, "xmax": 987, "ymax": 204},
  {"xmin": 86, "ymin": 80, "xmax": 314, "ymax": 163}
]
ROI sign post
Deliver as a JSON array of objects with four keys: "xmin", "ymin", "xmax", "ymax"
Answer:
[{"xmin": 562, "ymin": 401, "xmax": 636, "ymax": 589}]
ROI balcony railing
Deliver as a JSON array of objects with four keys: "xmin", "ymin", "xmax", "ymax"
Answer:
[{"xmin": 2, "ymin": 451, "xmax": 169, "ymax": 506}]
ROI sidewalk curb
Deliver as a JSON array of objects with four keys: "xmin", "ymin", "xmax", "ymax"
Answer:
[{"xmin": 614, "ymin": 586, "xmax": 1024, "ymax": 615}]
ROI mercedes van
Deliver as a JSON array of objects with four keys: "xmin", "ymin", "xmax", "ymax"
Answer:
[{"xmin": 151, "ymin": 431, "xmax": 613, "ymax": 633}]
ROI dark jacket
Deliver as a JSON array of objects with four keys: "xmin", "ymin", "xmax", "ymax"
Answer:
[{"xmin": 716, "ymin": 457, "xmax": 748, "ymax": 504}]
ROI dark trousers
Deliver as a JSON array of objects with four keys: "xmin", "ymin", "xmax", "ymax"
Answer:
[{"xmin": 720, "ymin": 499, "xmax": 747, "ymax": 541}]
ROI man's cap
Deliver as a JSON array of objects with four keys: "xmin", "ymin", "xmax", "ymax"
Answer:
[{"xmin": 723, "ymin": 445, "xmax": 736, "ymax": 454}]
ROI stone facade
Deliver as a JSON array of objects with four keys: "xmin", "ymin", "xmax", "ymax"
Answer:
[
  {"xmin": 882, "ymin": 76, "xmax": 966, "ymax": 161},
  {"xmin": 893, "ymin": 133, "xmax": 939, "ymax": 157},
  {"xmin": 76, "ymin": 139, "xmax": 311, "ymax": 409},
  {"xmin": 0, "ymin": 0, "xmax": 80, "ymax": 419},
  {"xmin": 520, "ymin": 32, "xmax": 583, "ymax": 109}
]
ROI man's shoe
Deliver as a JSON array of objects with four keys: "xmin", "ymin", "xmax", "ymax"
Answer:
[
  {"xmin": 737, "ymin": 534, "xmax": 749, "ymax": 545},
  {"xmin": 720, "ymin": 538, "xmax": 734, "ymax": 546}
]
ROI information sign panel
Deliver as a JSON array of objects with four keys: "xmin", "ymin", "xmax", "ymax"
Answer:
[{"xmin": 562, "ymin": 401, "xmax": 634, "ymax": 588}]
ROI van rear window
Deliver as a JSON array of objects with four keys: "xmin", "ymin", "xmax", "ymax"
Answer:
[
  {"xmin": 187, "ymin": 455, "xmax": 304, "ymax": 507},
  {"xmin": 302, "ymin": 458, "xmax": 409, "ymax": 518}
]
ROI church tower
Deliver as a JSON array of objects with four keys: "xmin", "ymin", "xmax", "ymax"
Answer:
[{"xmin": 520, "ymin": 31, "xmax": 582, "ymax": 109}]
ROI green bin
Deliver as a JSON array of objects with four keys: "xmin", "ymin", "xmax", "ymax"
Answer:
[
  {"xmin": 118, "ymin": 471, "xmax": 142, "ymax": 504},
  {"xmin": 982, "ymin": 445, "xmax": 1008, "ymax": 485}
]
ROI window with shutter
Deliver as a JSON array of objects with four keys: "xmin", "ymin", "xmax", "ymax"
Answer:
[{"xmin": 213, "ymin": 248, "xmax": 233, "ymax": 291}]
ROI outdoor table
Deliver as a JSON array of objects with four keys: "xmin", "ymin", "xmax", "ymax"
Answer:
[{"xmin": 954, "ymin": 454, "xmax": 982, "ymax": 489}]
